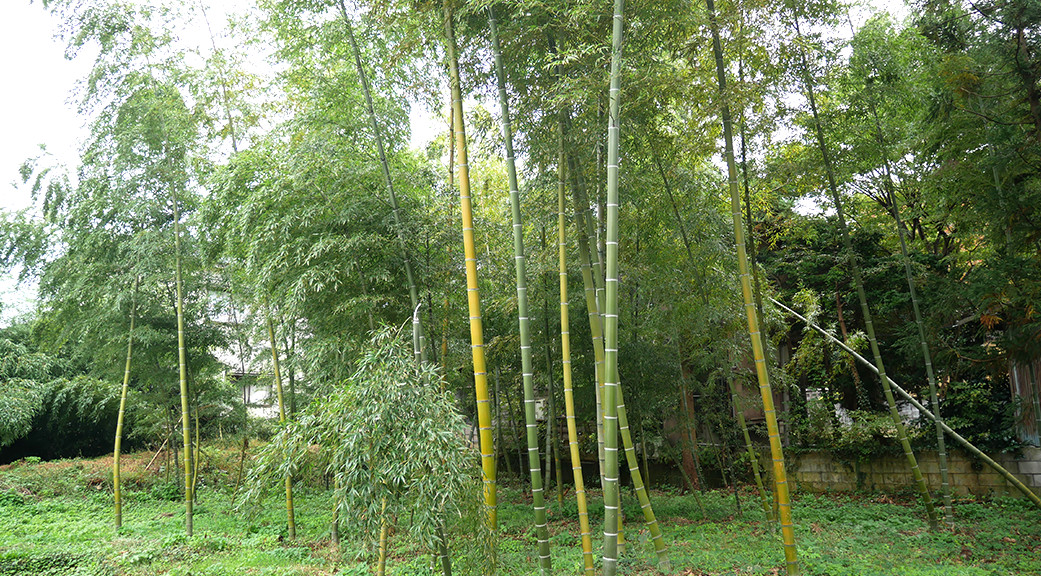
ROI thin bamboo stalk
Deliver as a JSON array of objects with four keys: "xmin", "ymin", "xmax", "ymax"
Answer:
[
  {"xmin": 487, "ymin": 9, "xmax": 549, "ymax": 571},
  {"xmin": 704, "ymin": 0, "xmax": 798, "ymax": 570},
  {"xmin": 267, "ymin": 313, "xmax": 296, "ymax": 540},
  {"xmin": 114, "ymin": 276, "xmax": 138, "ymax": 530},
  {"xmin": 558, "ymin": 124, "xmax": 595, "ymax": 576},
  {"xmin": 773, "ymin": 298, "xmax": 1041, "ymax": 509},
  {"xmin": 727, "ymin": 376, "xmax": 772, "ymax": 520},
  {"xmin": 172, "ymin": 183, "xmax": 193, "ymax": 537},
  {"xmin": 562, "ymin": 120, "xmax": 668, "ymax": 569},
  {"xmin": 443, "ymin": 0, "xmax": 497, "ymax": 549},
  {"xmin": 338, "ymin": 1, "xmax": 426, "ymax": 363},
  {"xmin": 789, "ymin": 12, "xmax": 938, "ymax": 531}
]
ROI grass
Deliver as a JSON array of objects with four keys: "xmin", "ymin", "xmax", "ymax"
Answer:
[{"xmin": 1, "ymin": 447, "xmax": 1040, "ymax": 575}]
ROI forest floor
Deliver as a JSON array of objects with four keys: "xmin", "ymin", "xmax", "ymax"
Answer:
[{"xmin": 1, "ymin": 444, "xmax": 1040, "ymax": 575}]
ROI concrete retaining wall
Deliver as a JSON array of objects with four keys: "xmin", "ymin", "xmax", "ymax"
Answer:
[{"xmin": 785, "ymin": 448, "xmax": 1041, "ymax": 498}]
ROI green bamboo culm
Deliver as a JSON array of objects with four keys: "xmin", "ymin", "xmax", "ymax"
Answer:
[
  {"xmin": 337, "ymin": 0, "xmax": 427, "ymax": 365},
  {"xmin": 773, "ymin": 298, "xmax": 1041, "ymax": 510},
  {"xmin": 266, "ymin": 312, "xmax": 296, "ymax": 540},
  {"xmin": 788, "ymin": 11, "xmax": 939, "ymax": 531},
  {"xmin": 487, "ymin": 8, "xmax": 551, "ymax": 571},
  {"xmin": 171, "ymin": 183, "xmax": 193, "ymax": 537},
  {"xmin": 443, "ymin": 1, "xmax": 498, "ymax": 558},
  {"xmin": 888, "ymin": 183, "xmax": 954, "ymax": 525},
  {"xmin": 113, "ymin": 275, "xmax": 138, "ymax": 530},
  {"xmin": 558, "ymin": 120, "xmax": 596, "ymax": 576},
  {"xmin": 703, "ymin": 0, "xmax": 799, "ymax": 570},
  {"xmin": 601, "ymin": 0, "xmax": 625, "ymax": 572},
  {"xmin": 562, "ymin": 115, "xmax": 669, "ymax": 568}
]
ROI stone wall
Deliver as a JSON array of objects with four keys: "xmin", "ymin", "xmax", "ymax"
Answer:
[{"xmin": 785, "ymin": 448, "xmax": 1041, "ymax": 499}]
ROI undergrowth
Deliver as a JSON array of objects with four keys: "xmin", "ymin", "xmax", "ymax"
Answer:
[{"xmin": 1, "ymin": 447, "xmax": 1040, "ymax": 575}]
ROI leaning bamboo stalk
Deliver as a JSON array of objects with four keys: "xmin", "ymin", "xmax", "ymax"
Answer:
[
  {"xmin": 772, "ymin": 298, "xmax": 1041, "ymax": 510},
  {"xmin": 267, "ymin": 312, "xmax": 296, "ymax": 540},
  {"xmin": 487, "ymin": 9, "xmax": 550, "ymax": 571},
  {"xmin": 558, "ymin": 122, "xmax": 595, "ymax": 576},
  {"xmin": 789, "ymin": 12, "xmax": 938, "ymax": 530},
  {"xmin": 114, "ymin": 276, "xmax": 138, "ymax": 530},
  {"xmin": 338, "ymin": 1, "xmax": 427, "ymax": 364},
  {"xmin": 704, "ymin": 0, "xmax": 798, "ymax": 570},
  {"xmin": 443, "ymin": 0, "xmax": 497, "ymax": 546}
]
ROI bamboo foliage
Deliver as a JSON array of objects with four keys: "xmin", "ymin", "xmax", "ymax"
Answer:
[
  {"xmin": 703, "ymin": 0, "xmax": 799, "ymax": 571},
  {"xmin": 113, "ymin": 275, "xmax": 138, "ymax": 530},
  {"xmin": 442, "ymin": 0, "xmax": 497, "ymax": 549},
  {"xmin": 487, "ymin": 9, "xmax": 551, "ymax": 572},
  {"xmin": 788, "ymin": 12, "xmax": 939, "ymax": 531}
]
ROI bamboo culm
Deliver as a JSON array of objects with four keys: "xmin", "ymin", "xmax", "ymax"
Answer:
[
  {"xmin": 443, "ymin": 0, "xmax": 498, "ymax": 552},
  {"xmin": 267, "ymin": 312, "xmax": 296, "ymax": 540},
  {"xmin": 705, "ymin": 0, "xmax": 799, "ymax": 570},
  {"xmin": 789, "ymin": 12, "xmax": 938, "ymax": 531},
  {"xmin": 557, "ymin": 122, "xmax": 596, "ymax": 576},
  {"xmin": 487, "ymin": 9, "xmax": 550, "ymax": 571},
  {"xmin": 113, "ymin": 276, "xmax": 138, "ymax": 530}
]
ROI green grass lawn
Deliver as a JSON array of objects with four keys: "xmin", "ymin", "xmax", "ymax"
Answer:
[{"xmin": 1, "ymin": 449, "xmax": 1039, "ymax": 575}]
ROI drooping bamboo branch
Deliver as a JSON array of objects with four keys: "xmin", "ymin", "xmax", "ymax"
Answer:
[
  {"xmin": 558, "ymin": 121, "xmax": 595, "ymax": 576},
  {"xmin": 443, "ymin": 0, "xmax": 497, "ymax": 552},
  {"xmin": 487, "ymin": 9, "xmax": 550, "ymax": 571},
  {"xmin": 704, "ymin": 0, "xmax": 798, "ymax": 570},
  {"xmin": 266, "ymin": 311, "xmax": 296, "ymax": 540},
  {"xmin": 772, "ymin": 297, "xmax": 1041, "ymax": 510},
  {"xmin": 789, "ymin": 12, "xmax": 938, "ymax": 530},
  {"xmin": 114, "ymin": 275, "xmax": 138, "ymax": 530}
]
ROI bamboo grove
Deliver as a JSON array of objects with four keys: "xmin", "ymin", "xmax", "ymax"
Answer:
[{"xmin": 2, "ymin": 0, "xmax": 1041, "ymax": 574}]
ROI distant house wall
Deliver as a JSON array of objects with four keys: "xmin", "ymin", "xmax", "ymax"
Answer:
[
  {"xmin": 782, "ymin": 448, "xmax": 1041, "ymax": 499},
  {"xmin": 1010, "ymin": 358, "xmax": 1041, "ymax": 446}
]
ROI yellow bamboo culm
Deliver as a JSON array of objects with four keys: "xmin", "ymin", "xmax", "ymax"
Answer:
[{"xmin": 443, "ymin": 0, "xmax": 497, "ymax": 548}]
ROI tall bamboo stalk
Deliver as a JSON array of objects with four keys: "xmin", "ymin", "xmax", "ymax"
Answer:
[
  {"xmin": 773, "ymin": 298, "xmax": 1041, "ymax": 509},
  {"xmin": 704, "ymin": 0, "xmax": 798, "ymax": 570},
  {"xmin": 114, "ymin": 276, "xmax": 138, "ymax": 530},
  {"xmin": 487, "ymin": 9, "xmax": 550, "ymax": 571},
  {"xmin": 443, "ymin": 0, "xmax": 497, "ymax": 549},
  {"xmin": 171, "ymin": 183, "xmax": 193, "ymax": 537},
  {"xmin": 267, "ymin": 312, "xmax": 296, "ymax": 540},
  {"xmin": 789, "ymin": 12, "xmax": 938, "ymax": 530},
  {"xmin": 558, "ymin": 122, "xmax": 595, "ymax": 576},
  {"xmin": 601, "ymin": 0, "xmax": 625, "ymax": 571},
  {"xmin": 563, "ymin": 120, "xmax": 668, "ymax": 568},
  {"xmin": 338, "ymin": 1, "xmax": 427, "ymax": 364}
]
